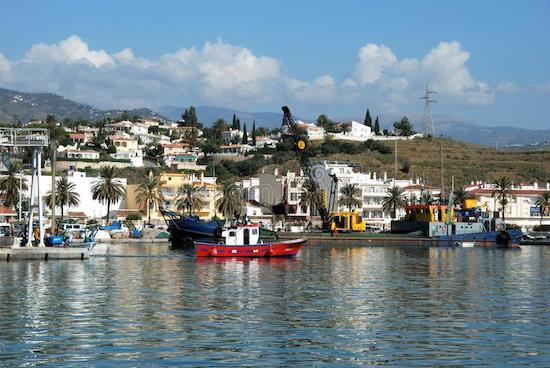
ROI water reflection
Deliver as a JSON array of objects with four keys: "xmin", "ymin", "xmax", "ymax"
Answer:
[{"xmin": 0, "ymin": 244, "xmax": 548, "ymax": 366}]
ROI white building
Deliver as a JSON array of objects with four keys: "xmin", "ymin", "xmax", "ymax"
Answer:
[
  {"xmin": 221, "ymin": 129, "xmax": 243, "ymax": 143},
  {"xmin": 140, "ymin": 133, "xmax": 171, "ymax": 146},
  {"xmin": 217, "ymin": 144, "xmax": 253, "ymax": 156},
  {"xmin": 23, "ymin": 171, "xmax": 127, "ymax": 220},
  {"xmin": 164, "ymin": 152, "xmax": 206, "ymax": 171},
  {"xmin": 295, "ymin": 121, "xmax": 325, "ymax": 140},
  {"xmin": 312, "ymin": 160, "xmax": 435, "ymax": 228},
  {"xmin": 464, "ymin": 181, "xmax": 550, "ymax": 229},
  {"xmin": 254, "ymin": 136, "xmax": 278, "ymax": 148},
  {"xmin": 329, "ymin": 121, "xmax": 373, "ymax": 141},
  {"xmin": 66, "ymin": 149, "xmax": 100, "ymax": 160}
]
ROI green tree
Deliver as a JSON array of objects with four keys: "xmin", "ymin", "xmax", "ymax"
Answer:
[
  {"xmin": 216, "ymin": 182, "xmax": 243, "ymax": 219},
  {"xmin": 364, "ymin": 109, "xmax": 372, "ymax": 127},
  {"xmin": 299, "ymin": 180, "xmax": 318, "ymax": 216},
  {"xmin": 135, "ymin": 171, "xmax": 165, "ymax": 224},
  {"xmin": 535, "ymin": 191, "xmax": 550, "ymax": 227},
  {"xmin": 242, "ymin": 122, "xmax": 248, "ymax": 144},
  {"xmin": 181, "ymin": 106, "xmax": 199, "ymax": 126},
  {"xmin": 0, "ymin": 162, "xmax": 28, "ymax": 209},
  {"xmin": 420, "ymin": 190, "xmax": 434, "ymax": 205},
  {"xmin": 382, "ymin": 186, "xmax": 406, "ymax": 219},
  {"xmin": 393, "ymin": 117, "xmax": 414, "ymax": 136},
  {"xmin": 338, "ymin": 183, "xmax": 362, "ymax": 211},
  {"xmin": 491, "ymin": 177, "xmax": 514, "ymax": 222},
  {"xmin": 232, "ymin": 113, "xmax": 238, "ymax": 130},
  {"xmin": 45, "ymin": 176, "xmax": 80, "ymax": 223},
  {"xmin": 176, "ymin": 184, "xmax": 207, "ymax": 215},
  {"xmin": 374, "ymin": 116, "xmax": 380, "ymax": 135},
  {"xmin": 453, "ymin": 187, "xmax": 472, "ymax": 207},
  {"xmin": 251, "ymin": 120, "xmax": 257, "ymax": 146},
  {"xmin": 91, "ymin": 166, "xmax": 126, "ymax": 221}
]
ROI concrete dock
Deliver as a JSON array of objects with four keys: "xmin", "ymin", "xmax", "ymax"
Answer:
[{"xmin": 0, "ymin": 247, "xmax": 89, "ymax": 261}]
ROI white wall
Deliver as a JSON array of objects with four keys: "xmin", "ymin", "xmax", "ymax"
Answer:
[{"xmin": 23, "ymin": 174, "xmax": 127, "ymax": 219}]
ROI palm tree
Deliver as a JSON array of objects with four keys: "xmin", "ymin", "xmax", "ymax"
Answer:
[
  {"xmin": 299, "ymin": 180, "xmax": 317, "ymax": 216},
  {"xmin": 0, "ymin": 162, "xmax": 28, "ymax": 209},
  {"xmin": 337, "ymin": 183, "xmax": 362, "ymax": 211},
  {"xmin": 491, "ymin": 177, "xmax": 514, "ymax": 222},
  {"xmin": 535, "ymin": 191, "xmax": 550, "ymax": 228},
  {"xmin": 135, "ymin": 171, "xmax": 165, "ymax": 224},
  {"xmin": 382, "ymin": 186, "xmax": 406, "ymax": 219},
  {"xmin": 216, "ymin": 182, "xmax": 243, "ymax": 219},
  {"xmin": 91, "ymin": 166, "xmax": 126, "ymax": 221},
  {"xmin": 45, "ymin": 176, "xmax": 80, "ymax": 223},
  {"xmin": 420, "ymin": 190, "xmax": 433, "ymax": 205},
  {"xmin": 176, "ymin": 183, "xmax": 206, "ymax": 216},
  {"xmin": 453, "ymin": 187, "xmax": 471, "ymax": 207}
]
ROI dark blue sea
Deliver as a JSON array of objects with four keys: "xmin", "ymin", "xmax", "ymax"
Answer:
[{"xmin": 1, "ymin": 243, "xmax": 549, "ymax": 367}]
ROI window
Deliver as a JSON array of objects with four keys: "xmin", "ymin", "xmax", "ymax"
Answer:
[
  {"xmin": 290, "ymin": 181, "xmax": 297, "ymax": 188},
  {"xmin": 290, "ymin": 193, "xmax": 298, "ymax": 201},
  {"xmin": 229, "ymin": 231, "xmax": 236, "ymax": 237},
  {"xmin": 252, "ymin": 229, "xmax": 258, "ymax": 235}
]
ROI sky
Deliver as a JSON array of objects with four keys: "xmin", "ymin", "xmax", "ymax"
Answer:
[{"xmin": 0, "ymin": 0, "xmax": 549, "ymax": 128}]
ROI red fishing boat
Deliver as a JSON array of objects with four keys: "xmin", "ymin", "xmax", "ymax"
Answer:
[{"xmin": 195, "ymin": 223, "xmax": 306, "ymax": 257}]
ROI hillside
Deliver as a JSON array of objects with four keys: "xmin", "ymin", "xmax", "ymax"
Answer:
[
  {"xmin": 0, "ymin": 87, "xmax": 168, "ymax": 123},
  {"xmin": 262, "ymin": 137, "xmax": 550, "ymax": 188}
]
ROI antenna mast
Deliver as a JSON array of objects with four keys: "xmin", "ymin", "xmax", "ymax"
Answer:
[{"xmin": 420, "ymin": 83, "xmax": 437, "ymax": 136}]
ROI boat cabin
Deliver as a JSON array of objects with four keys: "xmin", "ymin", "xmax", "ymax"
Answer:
[
  {"xmin": 331, "ymin": 211, "xmax": 366, "ymax": 232},
  {"xmin": 403, "ymin": 204, "xmax": 454, "ymax": 223},
  {"xmin": 221, "ymin": 224, "xmax": 261, "ymax": 245}
]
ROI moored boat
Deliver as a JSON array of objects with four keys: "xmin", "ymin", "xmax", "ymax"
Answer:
[{"xmin": 195, "ymin": 223, "xmax": 306, "ymax": 257}]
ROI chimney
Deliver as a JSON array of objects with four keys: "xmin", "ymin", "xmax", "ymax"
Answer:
[
  {"xmin": 547, "ymin": 182, "xmax": 550, "ymax": 190},
  {"xmin": 274, "ymin": 168, "xmax": 279, "ymax": 176},
  {"xmin": 534, "ymin": 182, "xmax": 538, "ymax": 190},
  {"xmin": 373, "ymin": 172, "xmax": 377, "ymax": 180},
  {"xmin": 383, "ymin": 172, "xmax": 387, "ymax": 181}
]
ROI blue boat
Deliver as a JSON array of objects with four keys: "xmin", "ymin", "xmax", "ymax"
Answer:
[
  {"xmin": 437, "ymin": 228, "xmax": 523, "ymax": 248},
  {"xmin": 392, "ymin": 203, "xmax": 523, "ymax": 248},
  {"xmin": 160, "ymin": 208, "xmax": 224, "ymax": 248}
]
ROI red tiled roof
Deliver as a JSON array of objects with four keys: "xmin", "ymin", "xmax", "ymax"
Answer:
[
  {"xmin": 68, "ymin": 211, "xmax": 88, "ymax": 218},
  {"xmin": 68, "ymin": 133, "xmax": 85, "ymax": 139}
]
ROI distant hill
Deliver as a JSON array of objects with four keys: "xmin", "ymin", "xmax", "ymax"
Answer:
[
  {"xmin": 262, "ymin": 137, "xmax": 550, "ymax": 187},
  {"xmin": 0, "ymin": 87, "xmax": 168, "ymax": 123},
  {"xmin": 2, "ymin": 86, "xmax": 549, "ymax": 147}
]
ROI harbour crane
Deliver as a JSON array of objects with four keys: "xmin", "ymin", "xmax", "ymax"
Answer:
[{"xmin": 281, "ymin": 106, "xmax": 337, "ymax": 231}]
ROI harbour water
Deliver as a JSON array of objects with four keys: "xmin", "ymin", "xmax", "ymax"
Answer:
[{"xmin": 1, "ymin": 244, "xmax": 549, "ymax": 366}]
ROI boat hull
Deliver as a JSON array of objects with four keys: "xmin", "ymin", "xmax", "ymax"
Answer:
[
  {"xmin": 195, "ymin": 238, "xmax": 306, "ymax": 257},
  {"xmin": 436, "ymin": 229, "xmax": 523, "ymax": 248}
]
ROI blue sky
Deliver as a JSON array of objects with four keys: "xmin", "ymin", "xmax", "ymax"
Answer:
[{"xmin": 0, "ymin": 0, "xmax": 549, "ymax": 128}]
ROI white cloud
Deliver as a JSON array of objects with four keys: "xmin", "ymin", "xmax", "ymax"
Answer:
[
  {"xmin": 353, "ymin": 44, "xmax": 397, "ymax": 85},
  {"xmin": 496, "ymin": 81, "xmax": 521, "ymax": 93},
  {"xmin": 24, "ymin": 35, "xmax": 114, "ymax": 68},
  {"xmin": 0, "ymin": 53, "xmax": 10, "ymax": 73},
  {"xmin": 0, "ymin": 35, "xmax": 508, "ymax": 113}
]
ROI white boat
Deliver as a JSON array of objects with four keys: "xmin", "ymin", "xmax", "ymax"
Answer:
[{"xmin": 460, "ymin": 241, "xmax": 475, "ymax": 248}]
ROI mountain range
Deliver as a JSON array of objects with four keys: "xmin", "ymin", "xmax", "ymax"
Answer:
[
  {"xmin": 0, "ymin": 87, "xmax": 167, "ymax": 123},
  {"xmin": 1, "ymin": 86, "xmax": 549, "ymax": 147}
]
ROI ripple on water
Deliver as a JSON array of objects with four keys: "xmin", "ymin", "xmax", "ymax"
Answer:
[{"xmin": 0, "ymin": 244, "xmax": 549, "ymax": 366}]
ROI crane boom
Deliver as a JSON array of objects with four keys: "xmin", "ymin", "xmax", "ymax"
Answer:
[{"xmin": 281, "ymin": 106, "xmax": 332, "ymax": 230}]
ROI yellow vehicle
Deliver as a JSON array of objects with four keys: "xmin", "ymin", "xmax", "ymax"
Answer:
[{"xmin": 331, "ymin": 211, "xmax": 367, "ymax": 232}]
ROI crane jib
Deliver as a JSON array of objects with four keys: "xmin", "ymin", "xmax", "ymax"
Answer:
[{"xmin": 281, "ymin": 106, "xmax": 333, "ymax": 230}]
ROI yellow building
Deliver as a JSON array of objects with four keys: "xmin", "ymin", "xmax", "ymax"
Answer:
[{"xmin": 126, "ymin": 172, "xmax": 221, "ymax": 224}]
